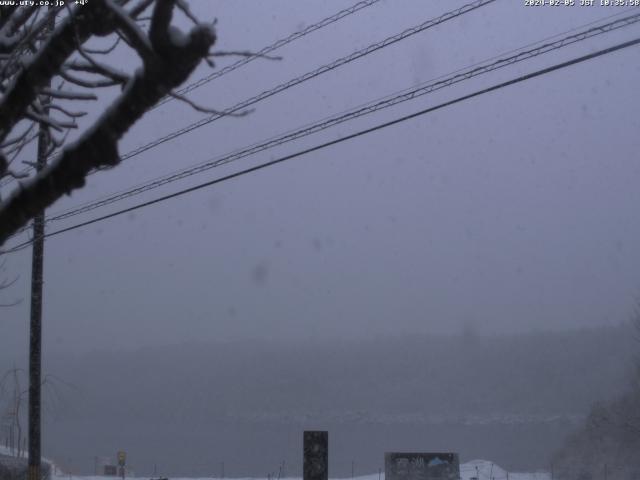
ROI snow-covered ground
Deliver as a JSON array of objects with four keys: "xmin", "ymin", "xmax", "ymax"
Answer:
[
  {"xmin": 0, "ymin": 444, "xmax": 56, "ymax": 473},
  {"xmin": 41, "ymin": 459, "xmax": 549, "ymax": 480},
  {"xmin": 460, "ymin": 460, "xmax": 551, "ymax": 480},
  {"xmin": 1, "ymin": 446, "xmax": 551, "ymax": 480}
]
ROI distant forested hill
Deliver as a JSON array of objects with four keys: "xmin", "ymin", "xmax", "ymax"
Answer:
[
  {"xmin": 2, "ymin": 325, "xmax": 636, "ymax": 476},
  {"xmin": 40, "ymin": 324, "xmax": 637, "ymax": 424}
]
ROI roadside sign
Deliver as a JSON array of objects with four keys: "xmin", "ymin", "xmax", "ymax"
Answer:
[{"xmin": 117, "ymin": 451, "xmax": 126, "ymax": 467}]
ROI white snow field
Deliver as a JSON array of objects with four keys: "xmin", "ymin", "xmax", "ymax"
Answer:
[
  {"xmin": 1, "ymin": 447, "xmax": 551, "ymax": 480},
  {"xmin": 40, "ymin": 459, "xmax": 550, "ymax": 480}
]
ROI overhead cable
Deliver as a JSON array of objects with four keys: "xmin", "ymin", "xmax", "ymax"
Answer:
[
  {"xmin": 0, "ymin": 0, "xmax": 494, "ymax": 188},
  {"xmin": 28, "ymin": 11, "xmax": 640, "ymax": 230},
  {"xmin": 4, "ymin": 35, "xmax": 639, "ymax": 253}
]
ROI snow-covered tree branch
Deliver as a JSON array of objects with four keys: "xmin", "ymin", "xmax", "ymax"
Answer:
[{"xmin": 0, "ymin": 0, "xmax": 217, "ymax": 246}]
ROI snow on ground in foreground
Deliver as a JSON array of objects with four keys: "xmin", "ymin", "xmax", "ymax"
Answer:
[
  {"xmin": 0, "ymin": 445, "xmax": 56, "ymax": 470},
  {"xmin": 44, "ymin": 459, "xmax": 550, "ymax": 480},
  {"xmin": 0, "ymin": 449, "xmax": 550, "ymax": 480},
  {"xmin": 461, "ymin": 460, "xmax": 551, "ymax": 480}
]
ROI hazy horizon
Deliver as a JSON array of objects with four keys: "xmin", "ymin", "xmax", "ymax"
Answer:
[{"xmin": 3, "ymin": 324, "xmax": 639, "ymax": 476}]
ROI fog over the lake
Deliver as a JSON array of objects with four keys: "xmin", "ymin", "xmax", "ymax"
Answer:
[{"xmin": 1, "ymin": 0, "xmax": 640, "ymax": 476}]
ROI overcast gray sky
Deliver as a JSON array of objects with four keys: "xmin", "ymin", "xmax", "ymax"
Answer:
[{"xmin": 2, "ymin": 0, "xmax": 640, "ymax": 358}]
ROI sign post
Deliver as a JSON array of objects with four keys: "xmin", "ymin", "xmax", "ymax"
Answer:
[
  {"xmin": 303, "ymin": 431, "xmax": 328, "ymax": 480},
  {"xmin": 117, "ymin": 451, "xmax": 126, "ymax": 480},
  {"xmin": 385, "ymin": 453, "xmax": 460, "ymax": 480}
]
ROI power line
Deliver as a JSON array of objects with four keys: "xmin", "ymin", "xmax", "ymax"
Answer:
[
  {"xmin": 0, "ymin": 0, "xmax": 493, "ymax": 189},
  {"xmin": 153, "ymin": 0, "xmax": 383, "ymax": 109},
  {"xmin": 114, "ymin": 0, "xmax": 496, "ymax": 162},
  {"xmin": 20, "ymin": 7, "xmax": 640, "ymax": 231},
  {"xmin": 16, "ymin": 10, "xmax": 640, "ymax": 235},
  {"xmin": 0, "ymin": 0, "xmax": 383, "ymax": 188},
  {"xmin": 7, "ymin": 8, "xmax": 638, "ymax": 240},
  {"xmin": 3, "ymin": 35, "xmax": 638, "ymax": 254}
]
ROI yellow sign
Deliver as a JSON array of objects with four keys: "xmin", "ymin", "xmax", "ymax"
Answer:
[{"xmin": 117, "ymin": 451, "xmax": 126, "ymax": 466}]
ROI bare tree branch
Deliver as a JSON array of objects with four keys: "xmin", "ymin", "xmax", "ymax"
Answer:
[
  {"xmin": 209, "ymin": 50, "xmax": 282, "ymax": 61},
  {"xmin": 25, "ymin": 108, "xmax": 76, "ymax": 132},
  {"xmin": 0, "ymin": 2, "xmax": 111, "ymax": 144},
  {"xmin": 0, "ymin": 254, "xmax": 20, "ymax": 306},
  {"xmin": 128, "ymin": 0, "xmax": 156, "ymax": 19},
  {"xmin": 105, "ymin": 0, "xmax": 155, "ymax": 64},
  {"xmin": 0, "ymin": 6, "xmax": 19, "ymax": 31},
  {"xmin": 40, "ymin": 87, "xmax": 98, "ymax": 101},
  {"xmin": 59, "ymin": 67, "xmax": 121, "ymax": 89},
  {"xmin": 82, "ymin": 36, "xmax": 121, "ymax": 55},
  {"xmin": 46, "ymin": 103, "xmax": 87, "ymax": 120},
  {"xmin": 175, "ymin": 0, "xmax": 199, "ymax": 26},
  {"xmin": 0, "ymin": 14, "xmax": 216, "ymax": 243},
  {"xmin": 168, "ymin": 89, "xmax": 252, "ymax": 116},
  {"xmin": 149, "ymin": 0, "xmax": 175, "ymax": 53}
]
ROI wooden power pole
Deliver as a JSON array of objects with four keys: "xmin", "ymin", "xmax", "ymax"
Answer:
[
  {"xmin": 28, "ymin": 11, "xmax": 53, "ymax": 480},
  {"xmin": 28, "ymin": 105, "xmax": 47, "ymax": 480}
]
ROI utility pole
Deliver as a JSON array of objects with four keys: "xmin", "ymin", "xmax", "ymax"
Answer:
[
  {"xmin": 28, "ymin": 95, "xmax": 47, "ymax": 480},
  {"xmin": 28, "ymin": 10, "xmax": 53, "ymax": 480}
]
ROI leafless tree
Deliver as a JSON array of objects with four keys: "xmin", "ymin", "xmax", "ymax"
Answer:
[
  {"xmin": 0, "ymin": 366, "xmax": 76, "ymax": 457},
  {"xmin": 0, "ymin": 0, "xmax": 222, "ymax": 246},
  {"xmin": 0, "ymin": 367, "xmax": 26, "ymax": 457},
  {"xmin": 552, "ymin": 308, "xmax": 640, "ymax": 480},
  {"xmin": 0, "ymin": 254, "xmax": 20, "ymax": 306}
]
